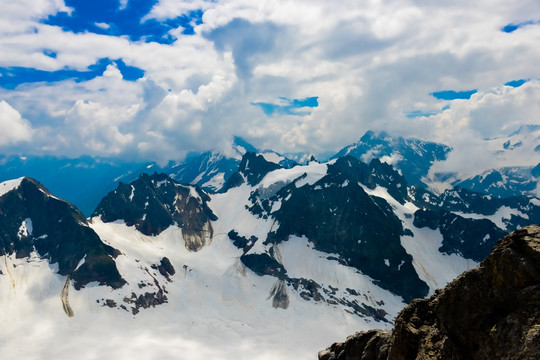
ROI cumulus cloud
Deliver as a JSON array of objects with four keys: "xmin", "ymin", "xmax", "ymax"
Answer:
[
  {"xmin": 421, "ymin": 80, "xmax": 540, "ymax": 181},
  {"xmin": 0, "ymin": 101, "xmax": 34, "ymax": 146},
  {"xmin": 0, "ymin": 0, "xmax": 539, "ymax": 168}
]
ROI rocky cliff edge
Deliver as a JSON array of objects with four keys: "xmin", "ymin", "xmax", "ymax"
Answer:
[{"xmin": 319, "ymin": 224, "xmax": 540, "ymax": 360}]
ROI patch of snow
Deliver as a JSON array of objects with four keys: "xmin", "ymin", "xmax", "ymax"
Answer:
[
  {"xmin": 261, "ymin": 152, "xmax": 285, "ymax": 164},
  {"xmin": 455, "ymin": 206, "xmax": 528, "ymax": 231},
  {"xmin": 202, "ymin": 173, "xmax": 226, "ymax": 190},
  {"xmin": 74, "ymin": 255, "xmax": 86, "ymax": 271},
  {"xmin": 18, "ymin": 218, "xmax": 33, "ymax": 239},
  {"xmin": 39, "ymin": 188, "xmax": 62, "ymax": 201},
  {"xmin": 270, "ymin": 199, "xmax": 282, "ymax": 213},
  {"xmin": 188, "ymin": 185, "xmax": 202, "ymax": 202},
  {"xmin": 129, "ymin": 185, "xmax": 135, "ymax": 202},
  {"xmin": 277, "ymin": 235, "xmax": 405, "ymax": 316},
  {"xmin": 156, "ymin": 179, "xmax": 168, "ymax": 188},
  {"xmin": 384, "ymin": 259, "xmax": 390, "ymax": 267},
  {"xmin": 260, "ymin": 162, "xmax": 328, "ymax": 189},
  {"xmin": 0, "ymin": 177, "xmax": 24, "ymax": 197},
  {"xmin": 401, "ymin": 226, "xmax": 477, "ymax": 294}
]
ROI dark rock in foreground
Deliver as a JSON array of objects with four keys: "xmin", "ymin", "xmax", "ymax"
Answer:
[{"xmin": 319, "ymin": 225, "xmax": 540, "ymax": 360}]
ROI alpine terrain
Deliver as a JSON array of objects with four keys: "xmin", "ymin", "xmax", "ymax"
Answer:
[
  {"xmin": 319, "ymin": 225, "xmax": 540, "ymax": 360},
  {"xmin": 1, "ymin": 131, "xmax": 539, "ymax": 359}
]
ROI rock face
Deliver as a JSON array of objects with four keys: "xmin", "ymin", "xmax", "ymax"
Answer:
[
  {"xmin": 0, "ymin": 177, "xmax": 125, "ymax": 289},
  {"xmin": 263, "ymin": 156, "xmax": 428, "ymax": 302},
  {"xmin": 319, "ymin": 225, "xmax": 540, "ymax": 360},
  {"xmin": 93, "ymin": 173, "xmax": 217, "ymax": 251}
]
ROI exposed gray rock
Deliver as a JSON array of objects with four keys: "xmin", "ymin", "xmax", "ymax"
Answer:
[{"xmin": 319, "ymin": 225, "xmax": 540, "ymax": 360}]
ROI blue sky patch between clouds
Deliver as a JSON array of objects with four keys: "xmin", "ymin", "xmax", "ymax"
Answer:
[
  {"xmin": 502, "ymin": 20, "xmax": 540, "ymax": 33},
  {"xmin": 42, "ymin": 0, "xmax": 203, "ymax": 44},
  {"xmin": 505, "ymin": 79, "xmax": 528, "ymax": 88},
  {"xmin": 0, "ymin": 58, "xmax": 144, "ymax": 89},
  {"xmin": 431, "ymin": 89, "xmax": 477, "ymax": 100},
  {"xmin": 252, "ymin": 97, "xmax": 319, "ymax": 116}
]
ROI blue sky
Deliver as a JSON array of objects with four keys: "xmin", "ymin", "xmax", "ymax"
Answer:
[
  {"xmin": 42, "ymin": 0, "xmax": 203, "ymax": 43},
  {"xmin": 0, "ymin": 0, "xmax": 539, "ymax": 164}
]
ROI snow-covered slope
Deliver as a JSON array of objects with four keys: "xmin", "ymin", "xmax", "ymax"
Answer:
[{"xmin": 1, "ymin": 150, "xmax": 539, "ymax": 359}]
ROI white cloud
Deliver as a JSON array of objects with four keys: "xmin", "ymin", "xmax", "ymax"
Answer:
[
  {"xmin": 145, "ymin": 0, "xmax": 211, "ymax": 21},
  {"xmin": 65, "ymin": 99, "xmax": 137, "ymax": 155},
  {"xmin": 0, "ymin": 101, "xmax": 34, "ymax": 146},
  {"xmin": 0, "ymin": 0, "xmax": 540, "ymax": 166},
  {"xmin": 421, "ymin": 81, "xmax": 540, "ymax": 180}
]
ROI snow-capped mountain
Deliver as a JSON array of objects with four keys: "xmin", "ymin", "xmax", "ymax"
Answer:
[
  {"xmin": 0, "ymin": 177, "xmax": 124, "ymax": 292},
  {"xmin": 1, "ymin": 145, "xmax": 539, "ymax": 359},
  {"xmin": 426, "ymin": 124, "xmax": 540, "ymax": 196},
  {"xmin": 164, "ymin": 136, "xmax": 298, "ymax": 192},
  {"xmin": 332, "ymin": 128, "xmax": 540, "ymax": 199},
  {"xmin": 331, "ymin": 131, "xmax": 452, "ymax": 187},
  {"xmin": 455, "ymin": 165, "xmax": 540, "ymax": 198},
  {"xmin": 162, "ymin": 136, "xmax": 257, "ymax": 193}
]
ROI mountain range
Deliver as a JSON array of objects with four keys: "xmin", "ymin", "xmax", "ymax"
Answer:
[
  {"xmin": 1, "ymin": 129, "xmax": 539, "ymax": 359},
  {"xmin": 1, "ymin": 128, "xmax": 538, "ymax": 218}
]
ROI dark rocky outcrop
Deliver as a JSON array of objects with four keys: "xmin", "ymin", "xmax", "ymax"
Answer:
[
  {"xmin": 413, "ymin": 209, "xmax": 507, "ymax": 262},
  {"xmin": 262, "ymin": 156, "xmax": 428, "ymax": 302},
  {"xmin": 93, "ymin": 173, "xmax": 217, "ymax": 251},
  {"xmin": 152, "ymin": 256, "xmax": 175, "ymax": 281},
  {"xmin": 0, "ymin": 177, "xmax": 125, "ymax": 289},
  {"xmin": 223, "ymin": 152, "xmax": 283, "ymax": 190},
  {"xmin": 319, "ymin": 225, "xmax": 540, "ymax": 360}
]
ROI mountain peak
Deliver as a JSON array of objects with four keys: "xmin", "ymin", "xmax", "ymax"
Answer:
[
  {"xmin": 233, "ymin": 136, "xmax": 258, "ymax": 155},
  {"xmin": 0, "ymin": 177, "xmax": 125, "ymax": 289},
  {"xmin": 93, "ymin": 173, "xmax": 216, "ymax": 251},
  {"xmin": 0, "ymin": 176, "xmax": 25, "ymax": 197},
  {"xmin": 333, "ymin": 130, "xmax": 451, "ymax": 186}
]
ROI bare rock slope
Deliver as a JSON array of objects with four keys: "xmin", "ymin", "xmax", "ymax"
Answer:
[{"xmin": 319, "ymin": 224, "xmax": 540, "ymax": 360}]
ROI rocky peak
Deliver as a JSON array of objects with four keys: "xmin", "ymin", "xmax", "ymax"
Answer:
[
  {"xmin": 248, "ymin": 155, "xmax": 428, "ymax": 302},
  {"xmin": 223, "ymin": 152, "xmax": 283, "ymax": 189},
  {"xmin": 319, "ymin": 224, "xmax": 540, "ymax": 360},
  {"xmin": 329, "ymin": 156, "xmax": 409, "ymax": 204},
  {"xmin": 0, "ymin": 177, "xmax": 125, "ymax": 289},
  {"xmin": 332, "ymin": 131, "xmax": 451, "ymax": 186},
  {"xmin": 93, "ymin": 173, "xmax": 217, "ymax": 251}
]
